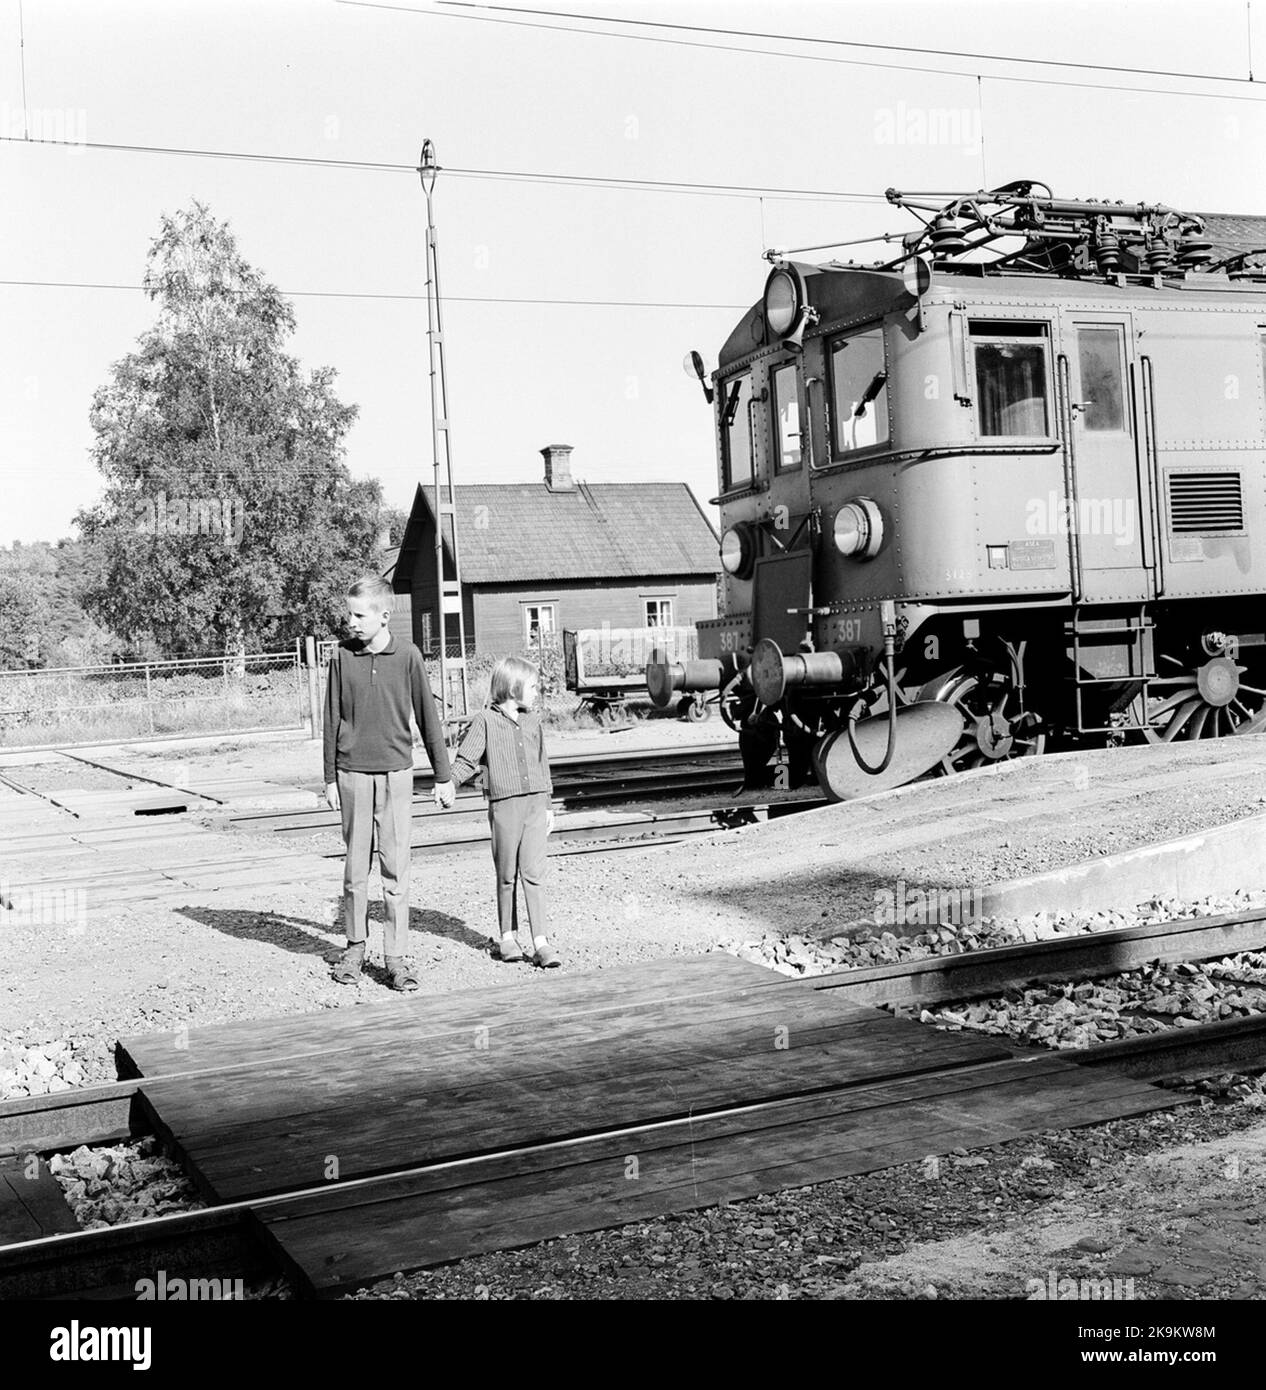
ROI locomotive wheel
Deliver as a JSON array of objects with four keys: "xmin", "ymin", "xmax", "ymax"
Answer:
[
  {"xmin": 921, "ymin": 667, "xmax": 1045, "ymax": 774},
  {"xmin": 1127, "ymin": 651, "xmax": 1266, "ymax": 741}
]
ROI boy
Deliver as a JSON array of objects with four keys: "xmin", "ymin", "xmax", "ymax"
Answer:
[{"xmin": 323, "ymin": 577, "xmax": 455, "ymax": 990}]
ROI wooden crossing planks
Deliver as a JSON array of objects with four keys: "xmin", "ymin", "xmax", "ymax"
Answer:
[
  {"xmin": 137, "ymin": 978, "xmax": 883, "ymax": 1137},
  {"xmin": 255, "ymin": 1052, "xmax": 1184, "ymax": 1297},
  {"xmin": 116, "ymin": 953, "xmax": 785, "ymax": 1077},
  {"xmin": 0, "ymin": 1155, "xmax": 79, "ymax": 1244},
  {"xmin": 141, "ymin": 1002, "xmax": 1010, "ymax": 1202},
  {"xmin": 117, "ymin": 952, "xmax": 1193, "ymax": 1297}
]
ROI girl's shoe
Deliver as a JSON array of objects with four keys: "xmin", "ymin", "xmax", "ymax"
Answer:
[
  {"xmin": 534, "ymin": 943, "xmax": 562, "ymax": 969},
  {"xmin": 496, "ymin": 937, "xmax": 525, "ymax": 963}
]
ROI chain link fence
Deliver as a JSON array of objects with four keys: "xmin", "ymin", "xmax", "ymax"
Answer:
[{"xmin": 0, "ymin": 644, "xmax": 308, "ymax": 749}]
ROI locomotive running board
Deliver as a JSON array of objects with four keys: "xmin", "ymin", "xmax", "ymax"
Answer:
[{"xmin": 812, "ymin": 701, "xmax": 963, "ymax": 802}]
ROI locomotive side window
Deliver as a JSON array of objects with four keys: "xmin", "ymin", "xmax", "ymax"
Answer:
[
  {"xmin": 771, "ymin": 362, "xmax": 802, "ymax": 472},
  {"xmin": 721, "ymin": 371, "xmax": 754, "ymax": 490},
  {"xmin": 1076, "ymin": 326, "xmax": 1126, "ymax": 432},
  {"xmin": 829, "ymin": 328, "xmax": 890, "ymax": 457},
  {"xmin": 971, "ymin": 322, "xmax": 1050, "ymax": 437}
]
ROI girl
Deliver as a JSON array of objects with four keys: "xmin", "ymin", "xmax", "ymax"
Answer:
[{"xmin": 447, "ymin": 656, "xmax": 560, "ymax": 967}]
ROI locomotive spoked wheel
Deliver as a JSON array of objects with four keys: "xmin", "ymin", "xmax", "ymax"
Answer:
[
  {"xmin": 1128, "ymin": 651, "xmax": 1266, "ymax": 742},
  {"xmin": 920, "ymin": 668, "xmax": 1046, "ymax": 774}
]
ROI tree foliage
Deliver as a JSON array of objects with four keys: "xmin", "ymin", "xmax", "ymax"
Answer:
[
  {"xmin": 77, "ymin": 202, "xmax": 389, "ymax": 657},
  {"xmin": 0, "ymin": 540, "xmax": 121, "ymax": 668}
]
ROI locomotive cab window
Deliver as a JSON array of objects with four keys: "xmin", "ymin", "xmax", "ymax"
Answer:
[
  {"xmin": 771, "ymin": 362, "xmax": 802, "ymax": 472},
  {"xmin": 720, "ymin": 371, "xmax": 754, "ymax": 490},
  {"xmin": 828, "ymin": 327, "xmax": 890, "ymax": 459},
  {"xmin": 971, "ymin": 321, "xmax": 1051, "ymax": 437}
]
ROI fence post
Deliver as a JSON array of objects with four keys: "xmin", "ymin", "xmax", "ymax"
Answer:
[
  {"xmin": 304, "ymin": 636, "xmax": 320, "ymax": 738},
  {"xmin": 144, "ymin": 664, "xmax": 154, "ymax": 734}
]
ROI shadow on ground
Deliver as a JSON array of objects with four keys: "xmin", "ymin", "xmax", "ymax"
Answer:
[{"xmin": 175, "ymin": 902, "xmax": 485, "ymax": 960}]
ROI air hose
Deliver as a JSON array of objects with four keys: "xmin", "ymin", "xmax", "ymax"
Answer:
[{"xmin": 845, "ymin": 615, "xmax": 898, "ymax": 776}]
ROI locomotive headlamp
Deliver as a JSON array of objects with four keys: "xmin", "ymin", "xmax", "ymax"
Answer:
[
  {"xmin": 833, "ymin": 498, "xmax": 885, "ymax": 560},
  {"xmin": 764, "ymin": 268, "xmax": 803, "ymax": 338},
  {"xmin": 720, "ymin": 522, "xmax": 758, "ymax": 579}
]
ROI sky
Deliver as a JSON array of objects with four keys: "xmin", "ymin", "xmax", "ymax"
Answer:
[{"xmin": 2, "ymin": 0, "xmax": 1265, "ymax": 547}]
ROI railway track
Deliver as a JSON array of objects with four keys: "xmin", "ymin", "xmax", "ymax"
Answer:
[
  {"xmin": 227, "ymin": 743, "xmax": 819, "ymax": 857},
  {"xmin": 4, "ymin": 904, "xmax": 1266, "ymax": 1298}
]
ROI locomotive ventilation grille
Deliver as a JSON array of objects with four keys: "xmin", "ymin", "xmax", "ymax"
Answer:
[{"xmin": 1166, "ymin": 471, "xmax": 1244, "ymax": 533}]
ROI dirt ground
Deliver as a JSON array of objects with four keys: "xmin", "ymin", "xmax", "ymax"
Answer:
[{"xmin": 3, "ymin": 723, "xmax": 1266, "ymax": 1303}]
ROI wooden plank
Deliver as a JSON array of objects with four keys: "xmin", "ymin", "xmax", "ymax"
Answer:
[
  {"xmin": 0, "ymin": 1155, "xmax": 79, "ymax": 1243},
  {"xmin": 160, "ymin": 1018, "xmax": 1009, "ymax": 1201},
  {"xmin": 254, "ymin": 1055, "xmax": 1066, "ymax": 1216},
  {"xmin": 137, "ymin": 985, "xmax": 908, "ymax": 1142},
  {"xmin": 116, "ymin": 953, "xmax": 787, "ymax": 1077},
  {"xmin": 257, "ymin": 1056, "xmax": 1180, "ymax": 1296}
]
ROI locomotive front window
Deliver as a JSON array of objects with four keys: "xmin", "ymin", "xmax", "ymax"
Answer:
[
  {"xmin": 771, "ymin": 362, "xmax": 802, "ymax": 472},
  {"xmin": 973, "ymin": 328, "xmax": 1050, "ymax": 437},
  {"xmin": 829, "ymin": 328, "xmax": 890, "ymax": 457},
  {"xmin": 721, "ymin": 372, "xmax": 754, "ymax": 490}
]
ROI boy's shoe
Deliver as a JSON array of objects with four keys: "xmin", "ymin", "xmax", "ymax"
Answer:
[
  {"xmin": 496, "ymin": 937, "xmax": 525, "ymax": 963},
  {"xmin": 332, "ymin": 942, "xmax": 365, "ymax": 984},
  {"xmin": 384, "ymin": 955, "xmax": 420, "ymax": 992},
  {"xmin": 534, "ymin": 943, "xmax": 562, "ymax": 969}
]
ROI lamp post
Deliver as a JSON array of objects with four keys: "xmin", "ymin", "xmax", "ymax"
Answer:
[{"xmin": 417, "ymin": 139, "xmax": 469, "ymax": 723}]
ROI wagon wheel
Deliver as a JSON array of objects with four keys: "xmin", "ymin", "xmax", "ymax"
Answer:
[
  {"xmin": 920, "ymin": 665, "xmax": 1045, "ymax": 774},
  {"xmin": 1126, "ymin": 650, "xmax": 1266, "ymax": 742}
]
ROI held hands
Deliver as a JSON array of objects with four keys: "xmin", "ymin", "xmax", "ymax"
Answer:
[
  {"xmin": 325, "ymin": 782, "xmax": 340, "ymax": 812},
  {"xmin": 433, "ymin": 780, "xmax": 456, "ymax": 809}
]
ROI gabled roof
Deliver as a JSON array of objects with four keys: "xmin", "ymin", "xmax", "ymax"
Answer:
[
  {"xmin": 399, "ymin": 481, "xmax": 720, "ymax": 586},
  {"xmin": 1200, "ymin": 213, "xmax": 1266, "ymax": 263}
]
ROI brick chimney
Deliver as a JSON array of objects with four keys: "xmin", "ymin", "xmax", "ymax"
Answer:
[{"xmin": 541, "ymin": 444, "xmax": 575, "ymax": 493}]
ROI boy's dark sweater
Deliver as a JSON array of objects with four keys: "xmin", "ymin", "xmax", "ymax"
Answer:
[{"xmin": 322, "ymin": 636, "xmax": 452, "ymax": 785}]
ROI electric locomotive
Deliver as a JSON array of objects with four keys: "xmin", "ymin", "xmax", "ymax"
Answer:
[{"xmin": 648, "ymin": 182, "xmax": 1266, "ymax": 800}]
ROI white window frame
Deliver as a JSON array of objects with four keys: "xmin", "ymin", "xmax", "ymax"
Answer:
[
  {"xmin": 523, "ymin": 602, "xmax": 557, "ymax": 645},
  {"xmin": 644, "ymin": 598, "xmax": 674, "ymax": 628}
]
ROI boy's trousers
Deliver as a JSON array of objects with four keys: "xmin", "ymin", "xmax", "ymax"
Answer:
[
  {"xmin": 488, "ymin": 791, "xmax": 548, "ymax": 937},
  {"xmin": 337, "ymin": 767, "xmax": 414, "ymax": 956}
]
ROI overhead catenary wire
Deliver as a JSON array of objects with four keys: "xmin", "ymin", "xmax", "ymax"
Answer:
[
  {"xmin": 0, "ymin": 278, "xmax": 750, "ymax": 310},
  {"xmin": 437, "ymin": 0, "xmax": 1258, "ymax": 85},
  {"xmin": 0, "ymin": 134, "xmax": 887, "ymax": 205},
  {"xmin": 339, "ymin": 0, "xmax": 1266, "ymax": 103}
]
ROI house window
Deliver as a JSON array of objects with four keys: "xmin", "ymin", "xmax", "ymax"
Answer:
[
  {"xmin": 524, "ymin": 604, "xmax": 556, "ymax": 646},
  {"xmin": 645, "ymin": 598, "xmax": 674, "ymax": 628},
  {"xmin": 829, "ymin": 327, "xmax": 890, "ymax": 457},
  {"xmin": 971, "ymin": 321, "xmax": 1051, "ymax": 437},
  {"xmin": 720, "ymin": 371, "xmax": 754, "ymax": 490},
  {"xmin": 420, "ymin": 610, "xmax": 434, "ymax": 655},
  {"xmin": 771, "ymin": 362, "xmax": 802, "ymax": 472}
]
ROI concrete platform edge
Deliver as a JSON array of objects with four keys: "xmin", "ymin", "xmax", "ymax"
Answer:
[{"xmin": 980, "ymin": 811, "xmax": 1266, "ymax": 918}]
